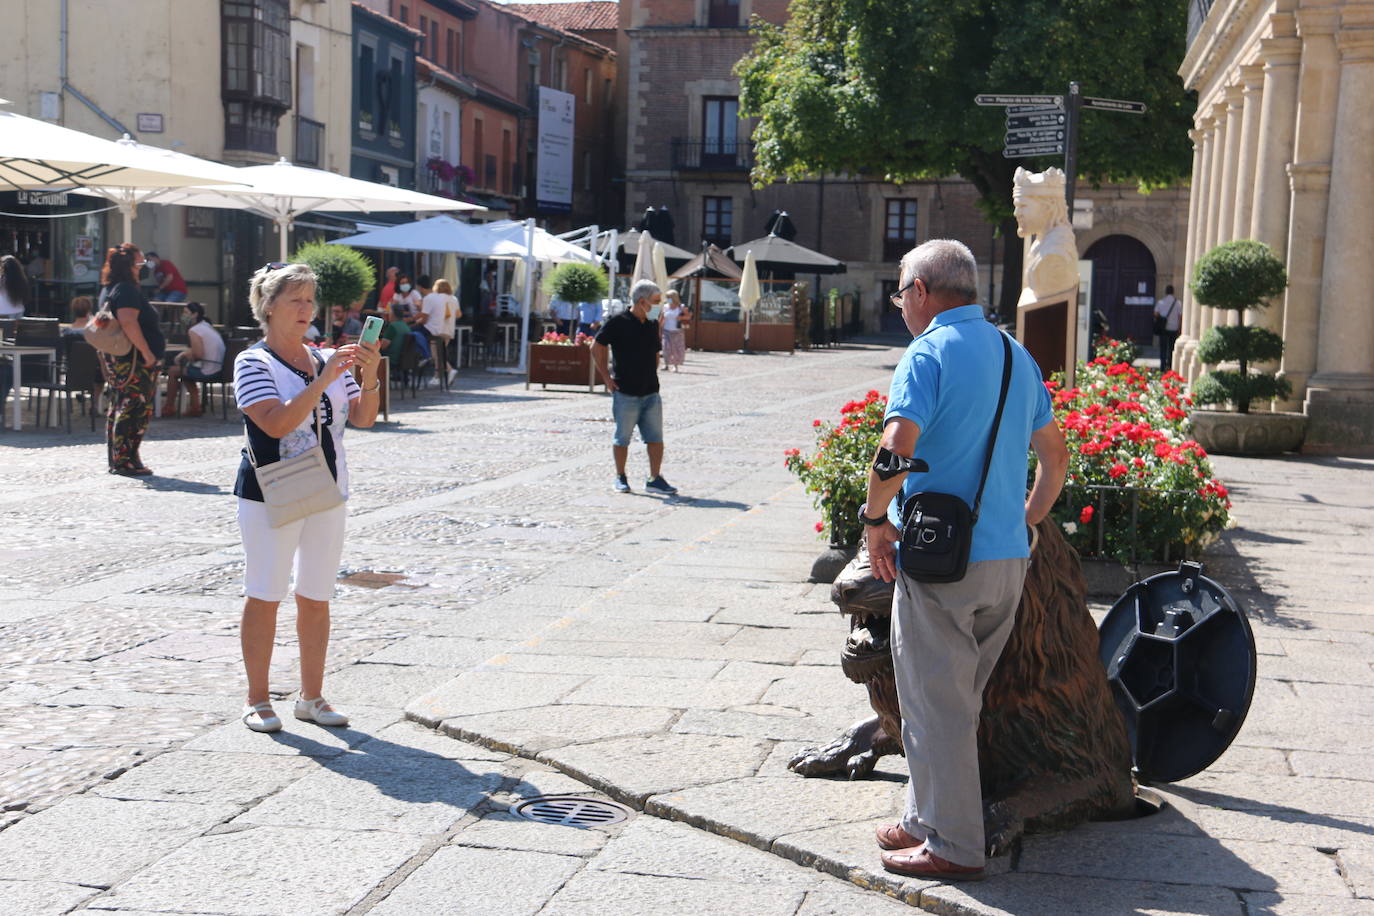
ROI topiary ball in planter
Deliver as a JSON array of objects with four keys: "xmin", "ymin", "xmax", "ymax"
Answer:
[
  {"xmin": 1189, "ymin": 240, "xmax": 1289, "ymax": 415},
  {"xmin": 292, "ymin": 241, "xmax": 376, "ymax": 309},
  {"xmin": 544, "ymin": 261, "xmax": 609, "ymax": 306}
]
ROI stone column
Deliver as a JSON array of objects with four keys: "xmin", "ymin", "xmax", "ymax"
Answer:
[
  {"xmin": 1306, "ymin": 22, "xmax": 1374, "ymax": 451},
  {"xmin": 1184, "ymin": 120, "xmax": 1217, "ymax": 381},
  {"xmin": 1250, "ymin": 31, "xmax": 1302, "ymax": 346},
  {"xmin": 1232, "ymin": 64, "xmax": 1265, "ymax": 242},
  {"xmin": 1176, "ymin": 123, "xmax": 1209, "ymax": 379},
  {"xmin": 1278, "ymin": 8, "xmax": 1341, "ymax": 408},
  {"xmin": 1214, "ymin": 85, "xmax": 1246, "ymax": 327},
  {"xmin": 1191, "ymin": 98, "xmax": 1231, "ymax": 378}
]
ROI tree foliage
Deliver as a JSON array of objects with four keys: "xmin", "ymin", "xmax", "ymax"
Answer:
[
  {"xmin": 1189, "ymin": 240, "xmax": 1289, "ymax": 413},
  {"xmin": 735, "ymin": 0, "xmax": 1196, "ymax": 311},
  {"xmin": 544, "ymin": 261, "xmax": 609, "ymax": 304},
  {"xmin": 292, "ymin": 241, "xmax": 376, "ymax": 309}
]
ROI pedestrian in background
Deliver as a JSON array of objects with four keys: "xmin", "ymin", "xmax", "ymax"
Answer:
[
  {"xmin": 1154, "ymin": 285, "xmax": 1180, "ymax": 372},
  {"xmin": 423, "ymin": 278, "xmax": 460, "ymax": 384},
  {"xmin": 593, "ymin": 279, "xmax": 678, "ymax": 495},
  {"xmin": 861, "ymin": 239, "xmax": 1067, "ymax": 881},
  {"xmin": 660, "ymin": 289, "xmax": 687, "ymax": 372},
  {"xmin": 63, "ymin": 296, "xmax": 93, "ymax": 336},
  {"xmin": 0, "ymin": 255, "xmax": 29, "ymax": 409},
  {"xmin": 100, "ymin": 243, "xmax": 164, "ymax": 476},
  {"xmin": 232, "ymin": 262, "xmax": 381, "ymax": 733}
]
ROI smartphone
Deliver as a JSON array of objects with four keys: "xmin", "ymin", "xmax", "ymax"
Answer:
[{"xmin": 360, "ymin": 315, "xmax": 384, "ymax": 345}]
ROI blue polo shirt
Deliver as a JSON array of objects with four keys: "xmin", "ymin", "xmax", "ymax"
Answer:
[{"xmin": 883, "ymin": 305, "xmax": 1054, "ymax": 562}]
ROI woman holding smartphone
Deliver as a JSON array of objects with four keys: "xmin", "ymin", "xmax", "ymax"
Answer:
[{"xmin": 233, "ymin": 262, "xmax": 381, "ymax": 733}]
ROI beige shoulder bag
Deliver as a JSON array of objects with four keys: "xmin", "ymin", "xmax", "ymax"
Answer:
[{"xmin": 245, "ymin": 351, "xmax": 344, "ymax": 528}]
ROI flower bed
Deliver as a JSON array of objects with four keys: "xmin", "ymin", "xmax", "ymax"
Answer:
[
  {"xmin": 783, "ymin": 340, "xmax": 1234, "ymax": 563},
  {"xmin": 1046, "ymin": 346, "xmax": 1232, "ymax": 564}
]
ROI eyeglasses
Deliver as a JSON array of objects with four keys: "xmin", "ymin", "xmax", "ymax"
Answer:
[
  {"xmin": 261, "ymin": 261, "xmax": 288, "ymax": 273},
  {"xmin": 889, "ymin": 280, "xmax": 916, "ymax": 309}
]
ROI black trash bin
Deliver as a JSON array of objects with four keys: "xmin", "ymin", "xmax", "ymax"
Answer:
[{"xmin": 1098, "ymin": 561, "xmax": 1257, "ymax": 784}]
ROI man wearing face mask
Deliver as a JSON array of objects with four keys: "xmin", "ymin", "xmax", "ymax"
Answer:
[
  {"xmin": 593, "ymin": 280, "xmax": 678, "ymax": 495},
  {"xmin": 143, "ymin": 252, "xmax": 188, "ymax": 303}
]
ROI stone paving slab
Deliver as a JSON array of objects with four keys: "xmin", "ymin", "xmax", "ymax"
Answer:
[
  {"xmin": 367, "ymin": 845, "xmax": 586, "ymax": 916},
  {"xmin": 87, "ymin": 826, "xmax": 426, "ymax": 915}
]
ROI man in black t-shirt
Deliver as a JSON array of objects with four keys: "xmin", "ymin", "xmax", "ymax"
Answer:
[{"xmin": 593, "ymin": 280, "xmax": 678, "ymax": 495}]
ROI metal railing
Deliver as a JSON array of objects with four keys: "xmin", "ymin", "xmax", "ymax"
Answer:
[
  {"xmin": 1061, "ymin": 483, "xmax": 1205, "ymax": 572},
  {"xmin": 671, "ymin": 138, "xmax": 752, "ymax": 172},
  {"xmin": 295, "ymin": 115, "xmax": 324, "ymax": 167}
]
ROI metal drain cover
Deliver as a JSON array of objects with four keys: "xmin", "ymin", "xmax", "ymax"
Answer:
[{"xmin": 510, "ymin": 795, "xmax": 632, "ymax": 828}]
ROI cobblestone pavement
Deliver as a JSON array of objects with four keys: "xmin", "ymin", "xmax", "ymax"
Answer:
[
  {"xmin": 0, "ymin": 345, "xmax": 925, "ymax": 913},
  {"xmin": 2, "ymin": 345, "xmax": 1372, "ymax": 915}
]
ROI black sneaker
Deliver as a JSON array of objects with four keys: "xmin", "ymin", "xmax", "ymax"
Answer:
[
  {"xmin": 645, "ymin": 475, "xmax": 678, "ymax": 495},
  {"xmin": 614, "ymin": 475, "xmax": 631, "ymax": 493}
]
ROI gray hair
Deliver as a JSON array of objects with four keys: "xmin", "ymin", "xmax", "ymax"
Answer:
[
  {"xmin": 249, "ymin": 263, "xmax": 318, "ymax": 331},
  {"xmin": 629, "ymin": 279, "xmax": 661, "ymax": 306},
  {"xmin": 900, "ymin": 239, "xmax": 979, "ymax": 304}
]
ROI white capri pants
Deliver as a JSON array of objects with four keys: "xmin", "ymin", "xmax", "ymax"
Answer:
[{"xmin": 236, "ymin": 498, "xmax": 348, "ymax": 602}]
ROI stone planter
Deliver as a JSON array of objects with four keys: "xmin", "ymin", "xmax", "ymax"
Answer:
[
  {"xmin": 525, "ymin": 343, "xmax": 599, "ymax": 392},
  {"xmin": 809, "ymin": 543, "xmax": 858, "ymax": 583},
  {"xmin": 1189, "ymin": 409, "xmax": 1307, "ymax": 455}
]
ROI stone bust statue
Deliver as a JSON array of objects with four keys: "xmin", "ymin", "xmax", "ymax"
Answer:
[{"xmin": 1013, "ymin": 167, "xmax": 1078, "ymax": 307}]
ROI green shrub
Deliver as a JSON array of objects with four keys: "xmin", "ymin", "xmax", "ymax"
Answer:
[
  {"xmin": 544, "ymin": 261, "xmax": 608, "ymax": 304},
  {"xmin": 1189, "ymin": 240, "xmax": 1288, "ymax": 413},
  {"xmin": 291, "ymin": 241, "xmax": 376, "ymax": 308}
]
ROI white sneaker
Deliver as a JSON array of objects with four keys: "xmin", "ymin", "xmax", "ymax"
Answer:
[
  {"xmin": 447, "ymin": 368, "xmax": 458, "ymax": 384},
  {"xmin": 294, "ymin": 695, "xmax": 349, "ymax": 727}
]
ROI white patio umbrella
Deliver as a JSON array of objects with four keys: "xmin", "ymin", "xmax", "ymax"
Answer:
[
  {"xmin": 630, "ymin": 231, "xmax": 655, "ymax": 285},
  {"xmin": 652, "ymin": 241, "xmax": 671, "ymax": 293},
  {"xmin": 0, "ymin": 109, "xmax": 244, "ymax": 203},
  {"xmin": 74, "ymin": 135, "xmax": 253, "ymax": 239},
  {"xmin": 159, "ymin": 158, "xmax": 484, "ymax": 259},
  {"xmin": 739, "ymin": 250, "xmax": 762, "ymax": 352},
  {"xmin": 328, "ymin": 214, "xmax": 501, "ymax": 256},
  {"xmin": 480, "ymin": 220, "xmax": 597, "ymax": 263}
]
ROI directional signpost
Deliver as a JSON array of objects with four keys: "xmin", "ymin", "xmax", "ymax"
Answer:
[{"xmin": 976, "ymin": 82, "xmax": 1146, "ymax": 212}]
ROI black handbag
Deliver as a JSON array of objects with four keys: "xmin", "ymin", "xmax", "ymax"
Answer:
[{"xmin": 898, "ymin": 331, "xmax": 1013, "ymax": 583}]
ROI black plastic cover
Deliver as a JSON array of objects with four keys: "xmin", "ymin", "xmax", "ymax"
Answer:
[{"xmin": 1097, "ymin": 561, "xmax": 1257, "ymax": 783}]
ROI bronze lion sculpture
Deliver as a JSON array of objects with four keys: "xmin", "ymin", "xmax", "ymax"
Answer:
[{"xmin": 788, "ymin": 517, "xmax": 1137, "ymax": 855}]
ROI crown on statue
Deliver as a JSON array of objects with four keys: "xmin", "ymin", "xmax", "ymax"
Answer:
[{"xmin": 1013, "ymin": 166, "xmax": 1067, "ymax": 196}]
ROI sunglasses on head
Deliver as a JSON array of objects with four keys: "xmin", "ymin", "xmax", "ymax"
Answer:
[{"xmin": 262, "ymin": 261, "xmax": 289, "ymax": 273}]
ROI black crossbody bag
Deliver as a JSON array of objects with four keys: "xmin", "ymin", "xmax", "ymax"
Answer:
[{"xmin": 898, "ymin": 331, "xmax": 1013, "ymax": 583}]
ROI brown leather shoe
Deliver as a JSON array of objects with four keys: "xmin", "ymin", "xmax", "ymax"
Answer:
[
  {"xmin": 875, "ymin": 823, "xmax": 923, "ymax": 850},
  {"xmin": 880, "ymin": 847, "xmax": 985, "ymax": 881}
]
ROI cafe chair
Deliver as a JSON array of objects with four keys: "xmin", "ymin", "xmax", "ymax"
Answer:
[{"xmin": 26, "ymin": 339, "xmax": 102, "ymax": 433}]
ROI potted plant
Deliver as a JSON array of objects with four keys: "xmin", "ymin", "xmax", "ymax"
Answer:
[
  {"xmin": 527, "ymin": 264, "xmax": 608, "ymax": 391},
  {"xmin": 785, "ymin": 390, "xmax": 887, "ymax": 580},
  {"xmin": 292, "ymin": 241, "xmax": 376, "ymax": 312},
  {"xmin": 1188, "ymin": 239, "xmax": 1306, "ymax": 455}
]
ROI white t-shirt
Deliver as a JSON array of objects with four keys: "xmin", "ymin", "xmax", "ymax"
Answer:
[
  {"xmin": 188, "ymin": 321, "xmax": 226, "ymax": 374},
  {"xmin": 391, "ymin": 289, "xmax": 422, "ymax": 318},
  {"xmin": 661, "ymin": 305, "xmax": 683, "ymax": 332},
  {"xmin": 1154, "ymin": 294, "xmax": 1181, "ymax": 332},
  {"xmin": 234, "ymin": 344, "xmax": 362, "ymax": 499},
  {"xmin": 0, "ymin": 289, "xmax": 22, "ymax": 318},
  {"xmin": 421, "ymin": 291, "xmax": 458, "ymax": 336}
]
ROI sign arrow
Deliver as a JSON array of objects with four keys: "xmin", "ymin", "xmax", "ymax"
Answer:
[
  {"xmin": 1003, "ymin": 142, "xmax": 1065, "ymax": 159},
  {"xmin": 1081, "ymin": 96, "xmax": 1147, "ymax": 114},
  {"xmin": 1007, "ymin": 112, "xmax": 1066, "ymax": 130},
  {"xmin": 1004, "ymin": 127, "xmax": 1065, "ymax": 143},
  {"xmin": 975, "ymin": 93, "xmax": 1064, "ymax": 107}
]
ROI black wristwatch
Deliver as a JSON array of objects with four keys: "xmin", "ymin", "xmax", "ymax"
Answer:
[{"xmin": 857, "ymin": 503, "xmax": 888, "ymax": 527}]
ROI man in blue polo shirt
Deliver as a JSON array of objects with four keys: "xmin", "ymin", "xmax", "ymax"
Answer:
[{"xmin": 858, "ymin": 239, "xmax": 1068, "ymax": 881}]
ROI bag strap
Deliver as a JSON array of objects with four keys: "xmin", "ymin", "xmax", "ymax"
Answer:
[
  {"xmin": 971, "ymin": 331, "xmax": 1014, "ymax": 523},
  {"xmin": 243, "ymin": 348, "xmax": 324, "ymax": 469}
]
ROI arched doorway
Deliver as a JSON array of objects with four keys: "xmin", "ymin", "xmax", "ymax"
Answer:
[{"xmin": 1084, "ymin": 235, "xmax": 1156, "ymax": 345}]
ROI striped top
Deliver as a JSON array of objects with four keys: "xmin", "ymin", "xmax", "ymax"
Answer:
[{"xmin": 232, "ymin": 342, "xmax": 361, "ymax": 502}]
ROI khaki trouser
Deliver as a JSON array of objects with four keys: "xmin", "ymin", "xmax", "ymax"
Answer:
[{"xmin": 891, "ymin": 557, "xmax": 1029, "ymax": 867}]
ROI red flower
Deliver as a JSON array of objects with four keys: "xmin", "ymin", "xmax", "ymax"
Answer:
[
  {"xmin": 813, "ymin": 419, "xmax": 822, "ymax": 427},
  {"xmin": 815, "ymin": 522, "xmax": 824, "ymax": 532},
  {"xmin": 1108, "ymin": 463, "xmax": 1128, "ymax": 479},
  {"xmin": 1080, "ymin": 506, "xmax": 1094, "ymax": 524}
]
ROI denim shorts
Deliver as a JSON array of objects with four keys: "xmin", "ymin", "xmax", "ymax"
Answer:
[{"xmin": 612, "ymin": 391, "xmax": 663, "ymax": 446}]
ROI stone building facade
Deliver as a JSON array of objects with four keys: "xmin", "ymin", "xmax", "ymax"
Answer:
[
  {"xmin": 1178, "ymin": 0, "xmax": 1374, "ymax": 452},
  {"xmin": 615, "ymin": 0, "xmax": 1189, "ymax": 334}
]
